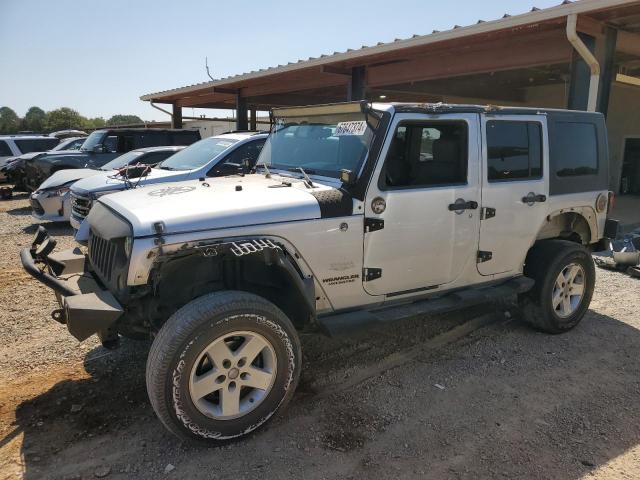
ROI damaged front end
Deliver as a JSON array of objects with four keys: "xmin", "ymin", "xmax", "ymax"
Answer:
[{"xmin": 20, "ymin": 226, "xmax": 123, "ymax": 347}]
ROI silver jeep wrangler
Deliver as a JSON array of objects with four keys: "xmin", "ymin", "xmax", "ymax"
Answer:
[{"xmin": 22, "ymin": 102, "xmax": 617, "ymax": 442}]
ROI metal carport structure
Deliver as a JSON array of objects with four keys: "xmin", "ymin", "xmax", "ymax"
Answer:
[{"xmin": 140, "ymin": 0, "xmax": 640, "ymax": 192}]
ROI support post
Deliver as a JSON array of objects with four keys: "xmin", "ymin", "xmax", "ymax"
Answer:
[
  {"xmin": 597, "ymin": 27, "xmax": 618, "ymax": 116},
  {"xmin": 236, "ymin": 95, "xmax": 248, "ymax": 131},
  {"xmin": 347, "ymin": 66, "xmax": 366, "ymax": 101},
  {"xmin": 567, "ymin": 31, "xmax": 597, "ymax": 111},
  {"xmin": 250, "ymin": 108, "xmax": 257, "ymax": 131},
  {"xmin": 171, "ymin": 103, "xmax": 182, "ymax": 129}
]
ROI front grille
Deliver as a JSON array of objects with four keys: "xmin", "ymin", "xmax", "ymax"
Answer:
[
  {"xmin": 88, "ymin": 231, "xmax": 123, "ymax": 286},
  {"xmin": 30, "ymin": 198, "xmax": 44, "ymax": 215},
  {"xmin": 71, "ymin": 191, "xmax": 92, "ymax": 222}
]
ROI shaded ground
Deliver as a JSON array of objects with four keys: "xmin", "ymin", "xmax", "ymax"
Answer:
[{"xmin": 1, "ymin": 196, "xmax": 639, "ymax": 480}]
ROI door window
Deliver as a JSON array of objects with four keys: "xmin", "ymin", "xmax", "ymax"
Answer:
[
  {"xmin": 381, "ymin": 122, "xmax": 468, "ymax": 188},
  {"xmin": 14, "ymin": 138, "xmax": 59, "ymax": 153},
  {"xmin": 111, "ymin": 134, "xmax": 135, "ymax": 153},
  {"xmin": 486, "ymin": 121, "xmax": 542, "ymax": 181},
  {"xmin": 0, "ymin": 140, "xmax": 12, "ymax": 156},
  {"xmin": 208, "ymin": 139, "xmax": 265, "ymax": 176},
  {"xmin": 103, "ymin": 136, "xmax": 118, "ymax": 152}
]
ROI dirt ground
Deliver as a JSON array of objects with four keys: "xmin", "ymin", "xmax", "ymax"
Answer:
[{"xmin": 1, "ymin": 193, "xmax": 640, "ymax": 480}]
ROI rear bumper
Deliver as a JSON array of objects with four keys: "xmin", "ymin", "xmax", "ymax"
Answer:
[{"xmin": 20, "ymin": 227, "xmax": 123, "ymax": 341}]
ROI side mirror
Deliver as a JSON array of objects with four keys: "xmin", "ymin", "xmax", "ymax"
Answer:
[
  {"xmin": 92, "ymin": 145, "xmax": 105, "ymax": 153},
  {"xmin": 340, "ymin": 169, "xmax": 356, "ymax": 185},
  {"xmin": 241, "ymin": 157, "xmax": 252, "ymax": 172}
]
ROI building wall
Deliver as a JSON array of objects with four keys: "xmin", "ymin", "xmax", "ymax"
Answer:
[
  {"xmin": 605, "ymin": 82, "xmax": 640, "ymax": 193},
  {"xmin": 184, "ymin": 119, "xmax": 237, "ymax": 138},
  {"xmin": 184, "ymin": 119, "xmax": 271, "ymax": 138}
]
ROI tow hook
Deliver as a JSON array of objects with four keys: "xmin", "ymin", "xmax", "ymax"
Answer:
[{"xmin": 51, "ymin": 308, "xmax": 66, "ymax": 324}]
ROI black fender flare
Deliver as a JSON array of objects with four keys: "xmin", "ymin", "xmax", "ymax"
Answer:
[{"xmin": 263, "ymin": 246, "xmax": 316, "ymax": 322}]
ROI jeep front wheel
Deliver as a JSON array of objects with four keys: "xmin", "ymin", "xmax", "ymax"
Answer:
[
  {"xmin": 146, "ymin": 291, "xmax": 301, "ymax": 443},
  {"xmin": 520, "ymin": 240, "xmax": 595, "ymax": 333}
]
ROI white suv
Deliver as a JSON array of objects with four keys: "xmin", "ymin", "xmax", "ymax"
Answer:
[
  {"xmin": 0, "ymin": 135, "xmax": 60, "ymax": 179},
  {"xmin": 22, "ymin": 102, "xmax": 617, "ymax": 443}
]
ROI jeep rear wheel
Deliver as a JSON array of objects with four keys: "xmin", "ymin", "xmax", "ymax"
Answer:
[
  {"xmin": 520, "ymin": 240, "xmax": 595, "ymax": 333},
  {"xmin": 146, "ymin": 291, "xmax": 301, "ymax": 443}
]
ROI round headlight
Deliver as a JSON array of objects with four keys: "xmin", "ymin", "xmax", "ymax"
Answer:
[{"xmin": 596, "ymin": 193, "xmax": 608, "ymax": 213}]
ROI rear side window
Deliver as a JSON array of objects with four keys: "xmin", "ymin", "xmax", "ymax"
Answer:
[
  {"xmin": 382, "ymin": 122, "xmax": 468, "ymax": 188},
  {"xmin": 14, "ymin": 138, "xmax": 59, "ymax": 153},
  {"xmin": 487, "ymin": 121, "xmax": 542, "ymax": 181},
  {"xmin": 0, "ymin": 140, "xmax": 12, "ymax": 156},
  {"xmin": 553, "ymin": 122, "xmax": 598, "ymax": 177}
]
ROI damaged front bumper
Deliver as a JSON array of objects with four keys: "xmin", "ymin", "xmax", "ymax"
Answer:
[{"xmin": 20, "ymin": 226, "xmax": 123, "ymax": 343}]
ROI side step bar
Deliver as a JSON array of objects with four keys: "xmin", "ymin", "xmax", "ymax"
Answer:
[{"xmin": 318, "ymin": 276, "xmax": 534, "ymax": 336}]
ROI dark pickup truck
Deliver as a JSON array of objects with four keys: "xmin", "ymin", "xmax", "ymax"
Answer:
[{"xmin": 22, "ymin": 128, "xmax": 201, "ymax": 191}]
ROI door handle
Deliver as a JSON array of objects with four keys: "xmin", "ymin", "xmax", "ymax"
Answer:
[
  {"xmin": 448, "ymin": 199, "xmax": 478, "ymax": 212},
  {"xmin": 522, "ymin": 192, "xmax": 547, "ymax": 205}
]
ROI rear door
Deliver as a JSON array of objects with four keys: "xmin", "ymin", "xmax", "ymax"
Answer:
[
  {"xmin": 362, "ymin": 113, "xmax": 481, "ymax": 296},
  {"xmin": 477, "ymin": 114, "xmax": 549, "ymax": 276}
]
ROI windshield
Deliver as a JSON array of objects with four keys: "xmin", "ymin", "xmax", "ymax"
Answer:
[
  {"xmin": 80, "ymin": 131, "xmax": 106, "ymax": 151},
  {"xmin": 157, "ymin": 136, "xmax": 238, "ymax": 171},
  {"xmin": 258, "ymin": 112, "xmax": 376, "ymax": 179},
  {"xmin": 100, "ymin": 151, "xmax": 144, "ymax": 170}
]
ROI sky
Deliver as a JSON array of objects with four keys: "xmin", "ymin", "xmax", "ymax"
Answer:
[{"xmin": 0, "ymin": 0, "xmax": 564, "ymax": 121}]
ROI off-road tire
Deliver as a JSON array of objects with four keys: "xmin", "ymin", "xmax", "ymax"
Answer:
[
  {"xmin": 520, "ymin": 240, "xmax": 595, "ymax": 334},
  {"xmin": 146, "ymin": 291, "xmax": 302, "ymax": 443}
]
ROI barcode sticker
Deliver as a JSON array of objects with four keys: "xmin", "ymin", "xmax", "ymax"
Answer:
[{"xmin": 335, "ymin": 121, "xmax": 367, "ymax": 136}]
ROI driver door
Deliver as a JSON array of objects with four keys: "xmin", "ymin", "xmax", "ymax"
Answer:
[{"xmin": 363, "ymin": 114, "xmax": 481, "ymax": 296}]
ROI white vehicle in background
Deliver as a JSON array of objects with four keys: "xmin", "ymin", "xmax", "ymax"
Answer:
[
  {"xmin": 69, "ymin": 131, "xmax": 267, "ymax": 233},
  {"xmin": 3, "ymin": 137, "xmax": 87, "ymax": 189},
  {"xmin": 0, "ymin": 135, "xmax": 61, "ymax": 181},
  {"xmin": 30, "ymin": 146, "xmax": 184, "ymax": 223},
  {"xmin": 22, "ymin": 102, "xmax": 617, "ymax": 443}
]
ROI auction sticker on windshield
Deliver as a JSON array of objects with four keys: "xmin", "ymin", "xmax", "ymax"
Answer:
[{"xmin": 335, "ymin": 121, "xmax": 367, "ymax": 136}]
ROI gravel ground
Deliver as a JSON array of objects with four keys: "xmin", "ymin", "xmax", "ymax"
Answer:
[{"xmin": 1, "ymin": 194, "xmax": 640, "ymax": 480}]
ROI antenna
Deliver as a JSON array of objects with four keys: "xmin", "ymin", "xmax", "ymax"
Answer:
[{"xmin": 205, "ymin": 57, "xmax": 214, "ymax": 81}]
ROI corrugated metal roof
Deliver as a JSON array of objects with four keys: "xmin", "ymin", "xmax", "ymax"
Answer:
[{"xmin": 140, "ymin": 0, "xmax": 637, "ymax": 101}]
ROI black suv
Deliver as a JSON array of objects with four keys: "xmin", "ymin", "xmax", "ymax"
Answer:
[{"xmin": 23, "ymin": 128, "xmax": 201, "ymax": 191}]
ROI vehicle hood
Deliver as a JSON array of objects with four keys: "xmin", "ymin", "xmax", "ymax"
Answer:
[
  {"xmin": 99, "ymin": 174, "xmax": 338, "ymax": 237},
  {"xmin": 16, "ymin": 151, "xmax": 46, "ymax": 161},
  {"xmin": 37, "ymin": 168, "xmax": 99, "ymax": 190},
  {"xmin": 71, "ymin": 168, "xmax": 189, "ymax": 195},
  {"xmin": 33, "ymin": 150, "xmax": 88, "ymax": 161}
]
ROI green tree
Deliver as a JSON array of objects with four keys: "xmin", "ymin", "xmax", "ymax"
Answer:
[
  {"xmin": 84, "ymin": 117, "xmax": 107, "ymax": 129},
  {"xmin": 0, "ymin": 106, "xmax": 20, "ymax": 134},
  {"xmin": 45, "ymin": 107, "xmax": 87, "ymax": 131},
  {"xmin": 107, "ymin": 114, "xmax": 143, "ymax": 126},
  {"xmin": 22, "ymin": 106, "xmax": 46, "ymax": 132}
]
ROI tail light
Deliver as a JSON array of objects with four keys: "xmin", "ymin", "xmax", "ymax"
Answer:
[{"xmin": 607, "ymin": 191, "xmax": 615, "ymax": 214}]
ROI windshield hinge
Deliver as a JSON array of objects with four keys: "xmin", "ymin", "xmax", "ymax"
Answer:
[
  {"xmin": 477, "ymin": 251, "xmax": 493, "ymax": 263},
  {"xmin": 364, "ymin": 218, "xmax": 384, "ymax": 233},
  {"xmin": 363, "ymin": 268, "xmax": 382, "ymax": 282}
]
